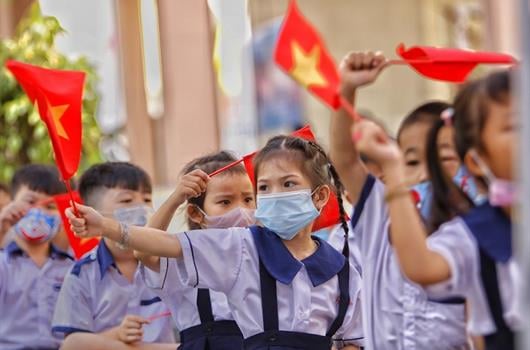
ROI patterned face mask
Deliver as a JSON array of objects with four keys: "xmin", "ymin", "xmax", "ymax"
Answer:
[{"xmin": 14, "ymin": 208, "xmax": 61, "ymax": 244}]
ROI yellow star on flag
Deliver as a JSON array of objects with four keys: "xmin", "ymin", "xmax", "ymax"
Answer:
[
  {"xmin": 289, "ymin": 41, "xmax": 327, "ymax": 89},
  {"xmin": 46, "ymin": 101, "xmax": 70, "ymax": 140}
]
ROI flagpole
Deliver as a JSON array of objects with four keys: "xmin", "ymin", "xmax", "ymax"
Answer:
[{"xmin": 63, "ymin": 179, "xmax": 80, "ymax": 216}]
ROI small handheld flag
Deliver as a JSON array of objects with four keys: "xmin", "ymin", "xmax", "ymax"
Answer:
[
  {"xmin": 6, "ymin": 60, "xmax": 86, "ymax": 213},
  {"xmin": 393, "ymin": 43, "xmax": 517, "ymax": 82}
]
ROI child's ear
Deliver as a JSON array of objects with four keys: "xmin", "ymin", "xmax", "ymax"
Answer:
[
  {"xmin": 187, "ymin": 205, "xmax": 205, "ymax": 226},
  {"xmin": 313, "ymin": 185, "xmax": 331, "ymax": 211},
  {"xmin": 464, "ymin": 149, "xmax": 487, "ymax": 178}
]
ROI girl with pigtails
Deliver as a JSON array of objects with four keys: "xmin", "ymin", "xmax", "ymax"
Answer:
[{"xmin": 66, "ymin": 135, "xmax": 364, "ymax": 350}]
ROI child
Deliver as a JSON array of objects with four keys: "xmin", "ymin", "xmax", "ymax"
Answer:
[
  {"xmin": 0, "ymin": 164, "xmax": 74, "ymax": 349},
  {"xmin": 330, "ymin": 51, "xmax": 469, "ymax": 349},
  {"xmin": 52, "ymin": 162, "xmax": 176, "ymax": 350},
  {"xmin": 66, "ymin": 136, "xmax": 364, "ymax": 350},
  {"xmin": 354, "ymin": 70, "xmax": 519, "ymax": 349},
  {"xmin": 137, "ymin": 151, "xmax": 254, "ymax": 350},
  {"xmin": 0, "ymin": 164, "xmax": 70, "ymax": 251}
]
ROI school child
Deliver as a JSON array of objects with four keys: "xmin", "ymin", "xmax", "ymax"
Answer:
[
  {"xmin": 66, "ymin": 136, "xmax": 364, "ymax": 350},
  {"xmin": 353, "ymin": 70, "xmax": 519, "ymax": 350},
  {"xmin": 0, "ymin": 164, "xmax": 70, "ymax": 251},
  {"xmin": 52, "ymin": 162, "xmax": 176, "ymax": 350},
  {"xmin": 137, "ymin": 151, "xmax": 255, "ymax": 350},
  {"xmin": 0, "ymin": 164, "xmax": 74, "ymax": 349},
  {"xmin": 330, "ymin": 51, "xmax": 469, "ymax": 349}
]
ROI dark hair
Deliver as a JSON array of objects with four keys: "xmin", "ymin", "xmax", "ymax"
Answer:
[
  {"xmin": 78, "ymin": 162, "xmax": 152, "ymax": 207},
  {"xmin": 397, "ymin": 101, "xmax": 451, "ymax": 144},
  {"xmin": 182, "ymin": 151, "xmax": 248, "ymax": 229},
  {"xmin": 427, "ymin": 70, "xmax": 511, "ymax": 232},
  {"xmin": 253, "ymin": 136, "xmax": 350, "ymax": 253},
  {"xmin": 11, "ymin": 164, "xmax": 66, "ymax": 197}
]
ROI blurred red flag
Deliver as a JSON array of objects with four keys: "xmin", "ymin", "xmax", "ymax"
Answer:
[
  {"xmin": 6, "ymin": 60, "xmax": 85, "ymax": 180},
  {"xmin": 274, "ymin": 0, "xmax": 340, "ymax": 109},
  {"xmin": 53, "ymin": 192, "xmax": 100, "ymax": 259},
  {"xmin": 396, "ymin": 43, "xmax": 516, "ymax": 83}
]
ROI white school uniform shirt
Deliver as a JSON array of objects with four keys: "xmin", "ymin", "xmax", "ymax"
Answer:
[
  {"xmin": 425, "ymin": 207, "xmax": 522, "ymax": 336},
  {"xmin": 168, "ymin": 226, "xmax": 364, "ymax": 348},
  {"xmin": 0, "ymin": 241, "xmax": 73, "ymax": 350},
  {"xmin": 353, "ymin": 175, "xmax": 468, "ymax": 350},
  {"xmin": 51, "ymin": 240, "xmax": 175, "ymax": 343},
  {"xmin": 140, "ymin": 257, "xmax": 235, "ymax": 331},
  {"xmin": 328, "ymin": 222, "xmax": 362, "ymax": 276}
]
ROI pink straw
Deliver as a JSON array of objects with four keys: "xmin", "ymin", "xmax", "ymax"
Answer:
[{"xmin": 147, "ymin": 311, "xmax": 172, "ymax": 321}]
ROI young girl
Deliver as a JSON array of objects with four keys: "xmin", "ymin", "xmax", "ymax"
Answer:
[
  {"xmin": 330, "ymin": 51, "xmax": 469, "ymax": 349},
  {"xmin": 353, "ymin": 70, "xmax": 519, "ymax": 349},
  {"xmin": 66, "ymin": 136, "xmax": 364, "ymax": 350},
  {"xmin": 137, "ymin": 151, "xmax": 255, "ymax": 350}
]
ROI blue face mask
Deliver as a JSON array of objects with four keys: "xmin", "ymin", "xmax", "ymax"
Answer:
[
  {"xmin": 453, "ymin": 165, "xmax": 487, "ymax": 206},
  {"xmin": 14, "ymin": 208, "xmax": 61, "ymax": 244},
  {"xmin": 411, "ymin": 181, "xmax": 432, "ymax": 221},
  {"xmin": 255, "ymin": 189, "xmax": 320, "ymax": 240},
  {"xmin": 412, "ymin": 166, "xmax": 487, "ymax": 222}
]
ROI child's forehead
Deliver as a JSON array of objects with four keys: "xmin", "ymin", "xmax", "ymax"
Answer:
[
  {"xmin": 102, "ymin": 186, "xmax": 151, "ymax": 197},
  {"xmin": 398, "ymin": 122, "xmax": 432, "ymax": 152},
  {"xmin": 257, "ymin": 155, "xmax": 307, "ymax": 180},
  {"xmin": 14, "ymin": 185, "xmax": 50, "ymax": 201}
]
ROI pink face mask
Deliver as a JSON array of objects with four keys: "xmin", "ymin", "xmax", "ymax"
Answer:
[{"xmin": 198, "ymin": 206, "xmax": 256, "ymax": 229}]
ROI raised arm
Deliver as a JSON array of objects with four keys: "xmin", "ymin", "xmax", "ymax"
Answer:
[
  {"xmin": 136, "ymin": 169, "xmax": 209, "ymax": 270},
  {"xmin": 66, "ymin": 204, "xmax": 184, "ymax": 258},
  {"xmin": 353, "ymin": 120, "xmax": 451, "ymax": 285},
  {"xmin": 330, "ymin": 51, "xmax": 386, "ymax": 203}
]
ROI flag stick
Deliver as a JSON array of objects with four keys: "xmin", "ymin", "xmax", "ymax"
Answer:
[
  {"xmin": 63, "ymin": 179, "xmax": 79, "ymax": 216},
  {"xmin": 339, "ymin": 96, "xmax": 362, "ymax": 122},
  {"xmin": 209, "ymin": 158, "xmax": 245, "ymax": 177}
]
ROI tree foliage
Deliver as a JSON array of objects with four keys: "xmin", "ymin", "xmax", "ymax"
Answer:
[{"xmin": 0, "ymin": 3, "xmax": 101, "ymax": 184}]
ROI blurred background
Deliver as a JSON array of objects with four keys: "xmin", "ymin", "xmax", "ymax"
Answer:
[{"xmin": 0, "ymin": 0, "xmax": 519, "ymax": 189}]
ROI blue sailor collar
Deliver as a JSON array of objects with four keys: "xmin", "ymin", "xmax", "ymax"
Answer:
[
  {"xmin": 461, "ymin": 202, "xmax": 512, "ymax": 263},
  {"xmin": 5, "ymin": 240, "xmax": 72, "ymax": 261},
  {"xmin": 96, "ymin": 239, "xmax": 118, "ymax": 278},
  {"xmin": 249, "ymin": 225, "xmax": 346, "ymax": 287}
]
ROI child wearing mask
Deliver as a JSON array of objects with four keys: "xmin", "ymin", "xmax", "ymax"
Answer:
[
  {"xmin": 52, "ymin": 162, "xmax": 176, "ymax": 350},
  {"xmin": 0, "ymin": 164, "xmax": 74, "ymax": 349}
]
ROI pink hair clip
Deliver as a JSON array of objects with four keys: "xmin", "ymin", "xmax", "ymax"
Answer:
[{"xmin": 441, "ymin": 108, "xmax": 454, "ymax": 126}]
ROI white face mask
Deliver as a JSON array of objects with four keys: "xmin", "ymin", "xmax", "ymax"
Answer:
[
  {"xmin": 471, "ymin": 150, "xmax": 516, "ymax": 207},
  {"xmin": 113, "ymin": 205, "xmax": 154, "ymax": 227},
  {"xmin": 197, "ymin": 206, "xmax": 256, "ymax": 229}
]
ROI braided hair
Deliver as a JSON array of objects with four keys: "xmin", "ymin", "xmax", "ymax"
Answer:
[{"xmin": 253, "ymin": 135, "xmax": 350, "ymax": 255}]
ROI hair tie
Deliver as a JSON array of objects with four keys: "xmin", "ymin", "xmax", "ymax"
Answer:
[{"xmin": 441, "ymin": 108, "xmax": 454, "ymax": 126}]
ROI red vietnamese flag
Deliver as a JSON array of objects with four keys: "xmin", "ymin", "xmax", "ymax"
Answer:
[
  {"xmin": 274, "ymin": 0, "xmax": 340, "ymax": 109},
  {"xmin": 396, "ymin": 43, "xmax": 517, "ymax": 83},
  {"xmin": 6, "ymin": 60, "xmax": 85, "ymax": 180},
  {"xmin": 53, "ymin": 192, "xmax": 100, "ymax": 259}
]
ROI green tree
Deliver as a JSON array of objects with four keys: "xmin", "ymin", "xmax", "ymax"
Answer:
[{"xmin": 0, "ymin": 3, "xmax": 101, "ymax": 184}]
